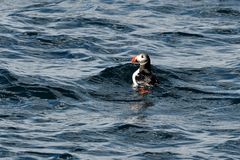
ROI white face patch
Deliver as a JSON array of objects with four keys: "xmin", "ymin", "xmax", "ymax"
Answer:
[{"xmin": 137, "ymin": 54, "xmax": 148, "ymax": 65}]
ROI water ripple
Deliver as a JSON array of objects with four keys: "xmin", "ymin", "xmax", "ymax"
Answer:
[{"xmin": 0, "ymin": 0, "xmax": 240, "ymax": 159}]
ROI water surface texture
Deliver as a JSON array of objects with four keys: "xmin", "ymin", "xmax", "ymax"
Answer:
[{"xmin": 1, "ymin": 0, "xmax": 240, "ymax": 159}]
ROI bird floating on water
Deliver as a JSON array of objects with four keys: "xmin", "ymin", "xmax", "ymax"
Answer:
[{"xmin": 131, "ymin": 53, "xmax": 157, "ymax": 94}]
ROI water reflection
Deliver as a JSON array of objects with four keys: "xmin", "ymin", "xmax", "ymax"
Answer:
[{"xmin": 129, "ymin": 100, "xmax": 154, "ymax": 112}]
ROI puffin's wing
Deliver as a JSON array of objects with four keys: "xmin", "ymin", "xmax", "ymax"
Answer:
[
  {"xmin": 136, "ymin": 71, "xmax": 158, "ymax": 86},
  {"xmin": 135, "ymin": 72, "xmax": 153, "ymax": 85},
  {"xmin": 135, "ymin": 73, "xmax": 145, "ymax": 85}
]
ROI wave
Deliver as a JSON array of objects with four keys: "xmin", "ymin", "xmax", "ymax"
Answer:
[
  {"xmin": 1, "ymin": 63, "xmax": 239, "ymax": 105},
  {"xmin": 0, "ymin": 68, "xmax": 80, "ymax": 101},
  {"xmin": 83, "ymin": 64, "xmax": 240, "ymax": 104}
]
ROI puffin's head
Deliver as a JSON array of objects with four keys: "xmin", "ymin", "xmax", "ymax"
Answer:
[{"xmin": 131, "ymin": 53, "xmax": 150, "ymax": 65}]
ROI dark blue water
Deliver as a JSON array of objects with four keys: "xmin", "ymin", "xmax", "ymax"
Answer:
[{"xmin": 1, "ymin": 0, "xmax": 240, "ymax": 159}]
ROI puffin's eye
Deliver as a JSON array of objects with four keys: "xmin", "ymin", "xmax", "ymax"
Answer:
[{"xmin": 141, "ymin": 55, "xmax": 144, "ymax": 59}]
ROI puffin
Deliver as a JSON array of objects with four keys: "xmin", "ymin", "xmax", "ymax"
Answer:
[{"xmin": 131, "ymin": 53, "xmax": 157, "ymax": 93}]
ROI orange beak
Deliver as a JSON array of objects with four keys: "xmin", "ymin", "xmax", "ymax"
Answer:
[{"xmin": 131, "ymin": 56, "xmax": 138, "ymax": 64}]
